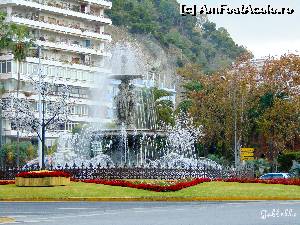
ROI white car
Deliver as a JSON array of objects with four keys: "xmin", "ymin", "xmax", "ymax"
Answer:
[{"xmin": 259, "ymin": 173, "xmax": 291, "ymax": 179}]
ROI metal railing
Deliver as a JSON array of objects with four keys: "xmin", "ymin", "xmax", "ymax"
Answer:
[{"xmin": 0, "ymin": 164, "xmax": 254, "ymax": 180}]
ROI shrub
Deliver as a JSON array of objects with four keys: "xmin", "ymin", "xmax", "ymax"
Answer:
[
  {"xmin": 278, "ymin": 151, "xmax": 300, "ymax": 172},
  {"xmin": 0, "ymin": 142, "xmax": 37, "ymax": 167}
]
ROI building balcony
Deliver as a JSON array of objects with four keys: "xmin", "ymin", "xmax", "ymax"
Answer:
[
  {"xmin": 81, "ymin": 0, "xmax": 112, "ymax": 8},
  {"xmin": 0, "ymin": 55, "xmax": 112, "ymax": 89},
  {"xmin": 8, "ymin": 16, "xmax": 112, "ymax": 42},
  {"xmin": 35, "ymin": 40, "xmax": 111, "ymax": 57},
  {"xmin": 1, "ymin": 0, "xmax": 112, "ymax": 21},
  {"xmin": 25, "ymin": 57, "xmax": 110, "ymax": 73},
  {"xmin": 1, "ymin": 54, "xmax": 111, "ymax": 73}
]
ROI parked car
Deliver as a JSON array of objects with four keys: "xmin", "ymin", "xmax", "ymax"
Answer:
[{"xmin": 259, "ymin": 173, "xmax": 292, "ymax": 179}]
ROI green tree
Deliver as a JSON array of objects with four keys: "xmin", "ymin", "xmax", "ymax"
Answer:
[
  {"xmin": 178, "ymin": 55, "xmax": 259, "ymax": 161},
  {"xmin": 152, "ymin": 87, "xmax": 174, "ymax": 127},
  {"xmin": 248, "ymin": 54, "xmax": 300, "ymax": 169},
  {"xmin": 177, "ymin": 54, "xmax": 300, "ymax": 165}
]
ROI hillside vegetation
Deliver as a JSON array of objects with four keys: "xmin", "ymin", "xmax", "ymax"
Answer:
[{"xmin": 106, "ymin": 0, "xmax": 248, "ymax": 72}]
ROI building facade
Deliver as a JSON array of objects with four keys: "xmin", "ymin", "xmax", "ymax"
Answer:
[{"xmin": 0, "ymin": 0, "xmax": 112, "ymax": 146}]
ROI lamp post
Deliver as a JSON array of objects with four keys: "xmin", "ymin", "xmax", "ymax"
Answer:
[
  {"xmin": 37, "ymin": 45, "xmax": 43, "ymax": 169},
  {"xmin": 0, "ymin": 105, "xmax": 2, "ymax": 167}
]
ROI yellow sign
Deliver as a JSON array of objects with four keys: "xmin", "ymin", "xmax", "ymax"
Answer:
[
  {"xmin": 241, "ymin": 152, "xmax": 254, "ymax": 157},
  {"xmin": 241, "ymin": 156, "xmax": 254, "ymax": 161},
  {"xmin": 241, "ymin": 148, "xmax": 255, "ymax": 153},
  {"xmin": 241, "ymin": 148, "xmax": 255, "ymax": 161}
]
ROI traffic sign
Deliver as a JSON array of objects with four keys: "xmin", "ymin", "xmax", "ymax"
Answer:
[
  {"xmin": 241, "ymin": 156, "xmax": 254, "ymax": 161},
  {"xmin": 241, "ymin": 148, "xmax": 255, "ymax": 153},
  {"xmin": 240, "ymin": 148, "xmax": 255, "ymax": 161},
  {"xmin": 241, "ymin": 152, "xmax": 254, "ymax": 157}
]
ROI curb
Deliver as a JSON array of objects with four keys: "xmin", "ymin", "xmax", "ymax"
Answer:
[{"xmin": 1, "ymin": 197, "xmax": 300, "ymax": 202}]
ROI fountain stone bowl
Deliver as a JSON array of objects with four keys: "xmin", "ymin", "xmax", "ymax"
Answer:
[{"xmin": 110, "ymin": 74, "xmax": 143, "ymax": 82}]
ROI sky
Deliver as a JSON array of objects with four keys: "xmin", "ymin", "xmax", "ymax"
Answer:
[{"xmin": 177, "ymin": 0, "xmax": 300, "ymax": 59}]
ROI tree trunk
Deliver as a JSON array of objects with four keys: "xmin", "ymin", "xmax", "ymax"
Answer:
[
  {"xmin": 42, "ymin": 98, "xmax": 45, "ymax": 170},
  {"xmin": 16, "ymin": 61, "xmax": 21, "ymax": 168},
  {"xmin": 42, "ymin": 124, "xmax": 45, "ymax": 170}
]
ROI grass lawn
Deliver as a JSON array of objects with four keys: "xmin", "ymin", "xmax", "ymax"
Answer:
[{"xmin": 1, "ymin": 181, "xmax": 300, "ymax": 200}]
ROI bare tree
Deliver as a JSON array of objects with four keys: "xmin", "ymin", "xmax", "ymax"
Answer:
[{"xmin": 2, "ymin": 74, "xmax": 74, "ymax": 169}]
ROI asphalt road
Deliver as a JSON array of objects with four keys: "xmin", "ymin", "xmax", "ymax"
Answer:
[{"xmin": 0, "ymin": 201, "xmax": 299, "ymax": 225}]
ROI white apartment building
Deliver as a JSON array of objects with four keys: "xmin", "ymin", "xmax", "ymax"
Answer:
[{"xmin": 0, "ymin": 0, "xmax": 112, "ymax": 145}]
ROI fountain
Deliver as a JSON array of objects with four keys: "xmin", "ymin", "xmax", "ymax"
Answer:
[{"xmin": 30, "ymin": 43, "xmax": 222, "ymax": 170}]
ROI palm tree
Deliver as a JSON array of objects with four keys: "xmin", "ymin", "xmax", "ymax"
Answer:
[
  {"xmin": 10, "ymin": 26, "xmax": 31, "ymax": 169},
  {"xmin": 0, "ymin": 12, "xmax": 31, "ymax": 168}
]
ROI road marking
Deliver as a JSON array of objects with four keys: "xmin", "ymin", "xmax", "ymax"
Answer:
[
  {"xmin": 225, "ymin": 203, "xmax": 245, "ymax": 205},
  {"xmin": 279, "ymin": 202, "xmax": 300, "ymax": 205},
  {"xmin": 103, "ymin": 212, "xmax": 118, "ymax": 215},
  {"xmin": 58, "ymin": 208, "xmax": 97, "ymax": 210},
  {"xmin": 47, "ymin": 215, "xmax": 79, "ymax": 219},
  {"xmin": 79, "ymin": 214, "xmax": 102, "ymax": 217},
  {"xmin": 5, "ymin": 216, "xmax": 27, "ymax": 218},
  {"xmin": 146, "ymin": 209, "xmax": 169, "ymax": 212},
  {"xmin": 32, "ymin": 218, "xmax": 50, "ymax": 220},
  {"xmin": 133, "ymin": 211, "xmax": 147, "ymax": 213}
]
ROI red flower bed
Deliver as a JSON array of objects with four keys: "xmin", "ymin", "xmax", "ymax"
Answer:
[
  {"xmin": 216, "ymin": 178, "xmax": 300, "ymax": 186},
  {"xmin": 82, "ymin": 178, "xmax": 211, "ymax": 192},
  {"xmin": 78, "ymin": 177, "xmax": 300, "ymax": 192},
  {"xmin": 0, "ymin": 180, "xmax": 15, "ymax": 185},
  {"xmin": 16, "ymin": 171, "xmax": 71, "ymax": 178}
]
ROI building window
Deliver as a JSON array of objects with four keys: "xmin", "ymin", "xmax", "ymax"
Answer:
[
  {"xmin": 66, "ymin": 69, "xmax": 72, "ymax": 80},
  {"xmin": 70, "ymin": 106, "xmax": 75, "ymax": 115},
  {"xmin": 85, "ymin": 40, "xmax": 91, "ymax": 48},
  {"xmin": 65, "ymin": 122, "xmax": 79, "ymax": 131},
  {"xmin": 7, "ymin": 62, "xmax": 11, "ymax": 73},
  {"xmin": 32, "ymin": 64, "xmax": 38, "ymax": 75},
  {"xmin": 0, "ymin": 61, "xmax": 13, "ymax": 74},
  {"xmin": 82, "ymin": 105, "xmax": 88, "ymax": 116},
  {"xmin": 27, "ymin": 64, "xmax": 33, "ymax": 75},
  {"xmin": 1, "ymin": 61, "xmax": 7, "ymax": 73},
  {"xmin": 77, "ymin": 71, "xmax": 82, "ymax": 80},
  {"xmin": 21, "ymin": 62, "xmax": 27, "ymax": 75}
]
